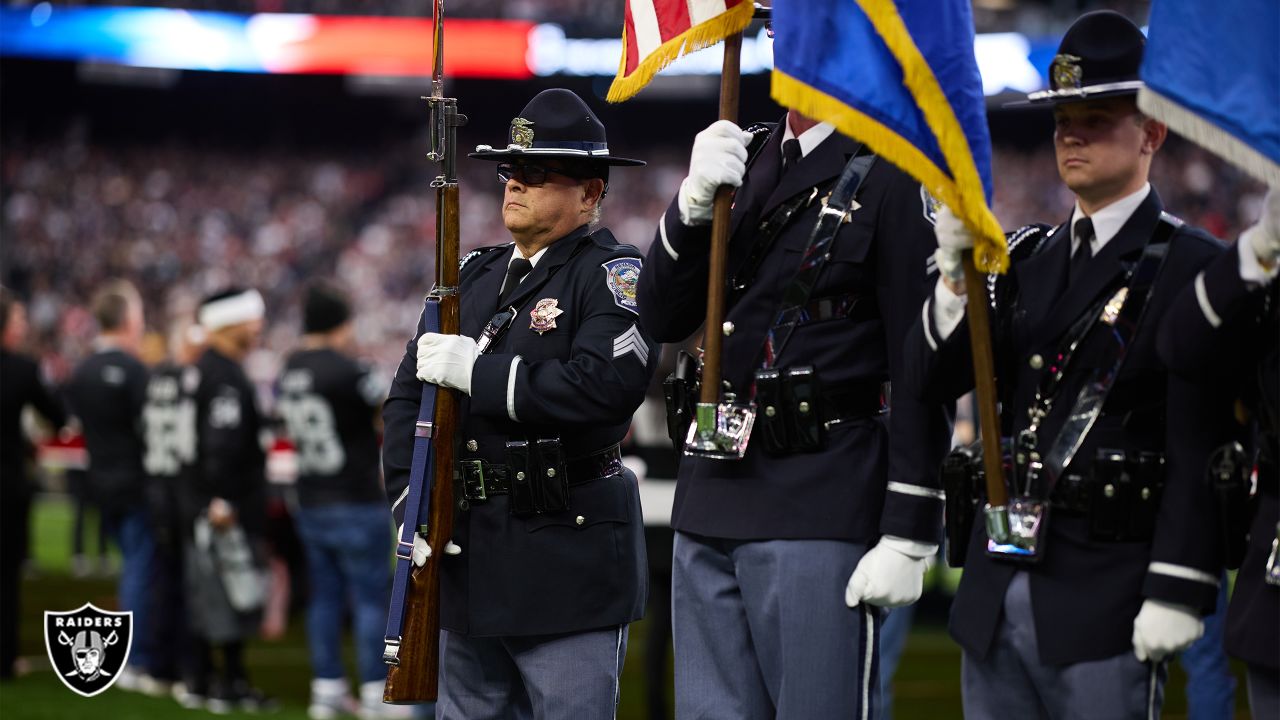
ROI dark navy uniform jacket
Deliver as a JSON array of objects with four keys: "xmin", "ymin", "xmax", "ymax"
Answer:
[
  {"xmin": 636, "ymin": 123, "xmax": 952, "ymax": 544},
  {"xmin": 65, "ymin": 347, "xmax": 149, "ymax": 515},
  {"xmin": 191, "ymin": 348, "xmax": 267, "ymax": 535},
  {"xmin": 384, "ymin": 225, "xmax": 657, "ymax": 638},
  {"xmin": 904, "ymin": 189, "xmax": 1227, "ymax": 665},
  {"xmin": 1157, "ymin": 244, "xmax": 1278, "ymax": 673}
]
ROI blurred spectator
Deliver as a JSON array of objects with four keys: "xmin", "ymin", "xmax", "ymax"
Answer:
[
  {"xmin": 277, "ymin": 282, "xmax": 402, "ymax": 720},
  {"xmin": 141, "ymin": 319, "xmax": 205, "ymax": 700},
  {"xmin": 62, "ymin": 279, "xmax": 162, "ymax": 692},
  {"xmin": 0, "ymin": 288, "xmax": 67, "ymax": 679},
  {"xmin": 185, "ymin": 288, "xmax": 275, "ymax": 712}
]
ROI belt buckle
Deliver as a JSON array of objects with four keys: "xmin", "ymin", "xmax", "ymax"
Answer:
[{"xmin": 462, "ymin": 459, "xmax": 487, "ymax": 501}]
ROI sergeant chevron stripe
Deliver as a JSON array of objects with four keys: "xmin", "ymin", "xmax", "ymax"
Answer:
[{"xmin": 612, "ymin": 324, "xmax": 649, "ymax": 365}]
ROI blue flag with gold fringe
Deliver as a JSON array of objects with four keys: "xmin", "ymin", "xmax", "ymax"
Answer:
[
  {"xmin": 770, "ymin": 0, "xmax": 1007, "ymax": 272},
  {"xmin": 1138, "ymin": 0, "xmax": 1280, "ymax": 185}
]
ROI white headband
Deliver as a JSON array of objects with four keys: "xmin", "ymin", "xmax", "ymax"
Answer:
[{"xmin": 198, "ymin": 290, "xmax": 265, "ymax": 331}]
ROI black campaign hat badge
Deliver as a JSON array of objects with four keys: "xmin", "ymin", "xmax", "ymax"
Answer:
[
  {"xmin": 1051, "ymin": 54, "xmax": 1084, "ymax": 92},
  {"xmin": 510, "ymin": 118, "xmax": 535, "ymax": 149},
  {"xmin": 45, "ymin": 602, "xmax": 133, "ymax": 697}
]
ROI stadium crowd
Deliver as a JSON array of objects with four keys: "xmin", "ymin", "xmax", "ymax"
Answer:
[{"xmin": 2, "ymin": 130, "xmax": 1265, "ymax": 394}]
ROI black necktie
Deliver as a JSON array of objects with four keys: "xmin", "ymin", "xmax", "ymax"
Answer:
[
  {"xmin": 1069, "ymin": 217, "xmax": 1094, "ymax": 287},
  {"xmin": 782, "ymin": 138, "xmax": 802, "ymax": 172},
  {"xmin": 497, "ymin": 257, "xmax": 533, "ymax": 309}
]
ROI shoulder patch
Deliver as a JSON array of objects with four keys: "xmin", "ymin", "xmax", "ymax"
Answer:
[
  {"xmin": 601, "ymin": 257, "xmax": 642, "ymax": 314},
  {"xmin": 920, "ymin": 184, "xmax": 942, "ymax": 226}
]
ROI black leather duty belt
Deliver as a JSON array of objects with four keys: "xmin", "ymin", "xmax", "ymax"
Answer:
[
  {"xmin": 821, "ymin": 380, "xmax": 888, "ymax": 426},
  {"xmin": 459, "ymin": 444, "xmax": 623, "ymax": 502}
]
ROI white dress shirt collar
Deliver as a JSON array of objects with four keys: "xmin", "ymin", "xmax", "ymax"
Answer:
[
  {"xmin": 1069, "ymin": 182, "xmax": 1151, "ymax": 254},
  {"xmin": 781, "ymin": 118, "xmax": 837, "ymax": 160},
  {"xmin": 509, "ymin": 244, "xmax": 550, "ymax": 269}
]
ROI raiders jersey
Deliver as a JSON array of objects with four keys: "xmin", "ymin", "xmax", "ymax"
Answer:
[
  {"xmin": 65, "ymin": 347, "xmax": 149, "ymax": 513},
  {"xmin": 142, "ymin": 362, "xmax": 199, "ymax": 482},
  {"xmin": 193, "ymin": 347, "xmax": 266, "ymax": 530},
  {"xmin": 278, "ymin": 347, "xmax": 384, "ymax": 507}
]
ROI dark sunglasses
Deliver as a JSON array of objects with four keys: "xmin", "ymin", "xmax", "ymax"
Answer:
[{"xmin": 496, "ymin": 162, "xmax": 585, "ymax": 186}]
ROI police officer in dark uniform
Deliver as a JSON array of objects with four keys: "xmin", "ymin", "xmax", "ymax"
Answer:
[
  {"xmin": 64, "ymin": 280, "xmax": 159, "ymax": 688},
  {"xmin": 383, "ymin": 88, "xmax": 656, "ymax": 719},
  {"xmin": 141, "ymin": 321, "xmax": 203, "ymax": 702},
  {"xmin": 187, "ymin": 287, "xmax": 273, "ymax": 712},
  {"xmin": 1158, "ymin": 187, "xmax": 1280, "ymax": 716},
  {"xmin": 636, "ymin": 46, "xmax": 951, "ymax": 720},
  {"xmin": 906, "ymin": 11, "xmax": 1228, "ymax": 717},
  {"xmin": 278, "ymin": 282, "xmax": 394, "ymax": 718}
]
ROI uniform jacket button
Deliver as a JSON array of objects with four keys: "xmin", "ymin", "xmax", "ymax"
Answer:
[
  {"xmin": 1029, "ymin": 354, "xmax": 1044, "ymax": 370},
  {"xmin": 575, "ymin": 515, "xmax": 585, "ymax": 526},
  {"xmin": 466, "ymin": 439, "xmax": 479, "ymax": 452}
]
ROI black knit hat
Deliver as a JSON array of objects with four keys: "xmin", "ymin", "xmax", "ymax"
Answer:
[
  {"xmin": 303, "ymin": 283, "xmax": 350, "ymax": 334},
  {"xmin": 469, "ymin": 88, "xmax": 645, "ymax": 168},
  {"xmin": 1006, "ymin": 10, "xmax": 1145, "ymax": 108}
]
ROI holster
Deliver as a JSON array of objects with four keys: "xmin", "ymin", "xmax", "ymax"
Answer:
[
  {"xmin": 1087, "ymin": 448, "xmax": 1164, "ymax": 542},
  {"xmin": 505, "ymin": 439, "xmax": 569, "ymax": 517},
  {"xmin": 1209, "ymin": 441, "xmax": 1250, "ymax": 569},
  {"xmin": 754, "ymin": 365, "xmax": 824, "ymax": 454},
  {"xmin": 941, "ymin": 444, "xmax": 982, "ymax": 568},
  {"xmin": 662, "ymin": 350, "xmax": 699, "ymax": 451}
]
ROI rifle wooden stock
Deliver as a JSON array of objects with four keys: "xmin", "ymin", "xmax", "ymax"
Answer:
[
  {"xmin": 962, "ymin": 253, "xmax": 1008, "ymax": 508},
  {"xmin": 698, "ymin": 30, "xmax": 742, "ymax": 404},
  {"xmin": 383, "ymin": 167, "xmax": 462, "ymax": 706}
]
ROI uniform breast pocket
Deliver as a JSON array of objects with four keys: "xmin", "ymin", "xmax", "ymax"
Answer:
[
  {"xmin": 782, "ymin": 220, "xmax": 875, "ymax": 296},
  {"xmin": 524, "ymin": 472, "xmax": 633, "ymax": 533}
]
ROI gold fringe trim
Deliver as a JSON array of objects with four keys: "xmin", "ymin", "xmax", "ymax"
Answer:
[
  {"xmin": 606, "ymin": 1, "xmax": 755, "ymax": 103},
  {"xmin": 770, "ymin": 0, "xmax": 1007, "ymax": 273},
  {"xmin": 1138, "ymin": 87, "xmax": 1280, "ymax": 186}
]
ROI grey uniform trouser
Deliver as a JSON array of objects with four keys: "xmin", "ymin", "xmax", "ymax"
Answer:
[
  {"xmin": 435, "ymin": 626, "xmax": 627, "ymax": 720},
  {"xmin": 672, "ymin": 531, "xmax": 879, "ymax": 720},
  {"xmin": 962, "ymin": 571, "xmax": 1167, "ymax": 720}
]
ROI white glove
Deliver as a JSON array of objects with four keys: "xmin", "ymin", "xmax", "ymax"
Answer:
[
  {"xmin": 1243, "ymin": 186, "xmax": 1280, "ymax": 266},
  {"xmin": 845, "ymin": 536, "xmax": 937, "ymax": 608},
  {"xmin": 397, "ymin": 524, "xmax": 462, "ymax": 568},
  {"xmin": 416, "ymin": 333, "xmax": 480, "ymax": 395},
  {"xmin": 933, "ymin": 205, "xmax": 975, "ymax": 283},
  {"xmin": 1131, "ymin": 599, "xmax": 1203, "ymax": 662},
  {"xmin": 678, "ymin": 120, "xmax": 753, "ymax": 226}
]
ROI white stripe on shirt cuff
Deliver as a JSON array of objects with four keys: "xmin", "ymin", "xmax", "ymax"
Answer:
[
  {"xmin": 506, "ymin": 356, "xmax": 522, "ymax": 422},
  {"xmin": 887, "ymin": 481, "xmax": 945, "ymax": 501},
  {"xmin": 1193, "ymin": 272, "xmax": 1222, "ymax": 328},
  {"xmin": 1148, "ymin": 561, "xmax": 1219, "ymax": 587},
  {"xmin": 659, "ymin": 212, "xmax": 679, "ymax": 261}
]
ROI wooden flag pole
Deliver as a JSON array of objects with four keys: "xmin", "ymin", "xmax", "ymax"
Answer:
[
  {"xmin": 697, "ymin": 30, "xmax": 743, "ymax": 408},
  {"xmin": 961, "ymin": 254, "xmax": 1008, "ymax": 512}
]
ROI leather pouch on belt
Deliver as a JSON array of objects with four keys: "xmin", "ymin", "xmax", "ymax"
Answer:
[
  {"xmin": 533, "ymin": 438, "xmax": 569, "ymax": 515},
  {"xmin": 1088, "ymin": 449, "xmax": 1126, "ymax": 541},
  {"xmin": 754, "ymin": 369, "xmax": 787, "ymax": 454},
  {"xmin": 1125, "ymin": 451, "xmax": 1163, "ymax": 540},
  {"xmin": 783, "ymin": 366, "xmax": 822, "ymax": 452},
  {"xmin": 506, "ymin": 440, "xmax": 536, "ymax": 517}
]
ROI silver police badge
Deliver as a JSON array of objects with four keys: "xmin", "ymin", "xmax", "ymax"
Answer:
[
  {"xmin": 45, "ymin": 603, "xmax": 133, "ymax": 697},
  {"xmin": 530, "ymin": 298, "xmax": 564, "ymax": 334}
]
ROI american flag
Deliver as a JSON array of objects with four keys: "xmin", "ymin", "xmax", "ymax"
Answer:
[{"xmin": 607, "ymin": 0, "xmax": 754, "ymax": 102}]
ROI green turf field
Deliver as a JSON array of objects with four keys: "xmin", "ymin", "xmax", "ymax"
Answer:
[{"xmin": 0, "ymin": 496, "xmax": 1255, "ymax": 718}]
